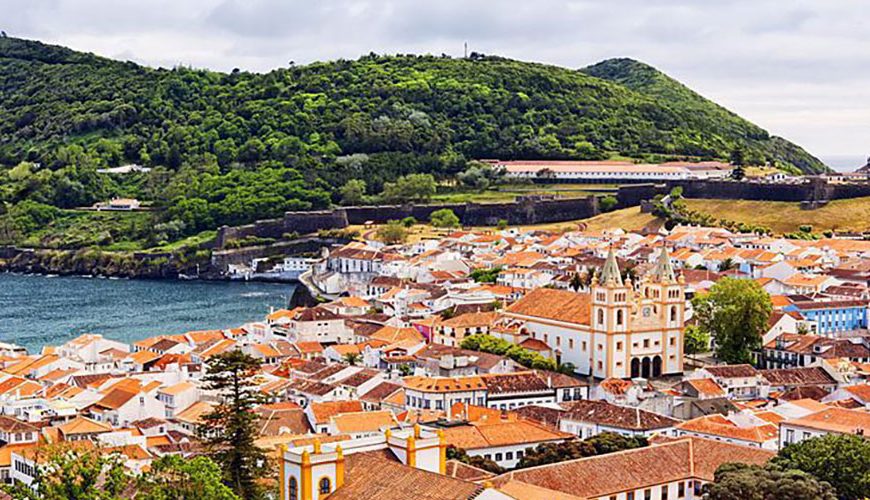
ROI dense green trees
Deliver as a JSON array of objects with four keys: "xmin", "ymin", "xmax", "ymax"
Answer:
[
  {"xmin": 461, "ymin": 334, "xmax": 575, "ymax": 373},
  {"xmin": 4, "ymin": 446, "xmax": 130, "ymax": 500},
  {"xmin": 692, "ymin": 277, "xmax": 772, "ymax": 364},
  {"xmin": 381, "ymin": 174, "xmax": 437, "ymax": 203},
  {"xmin": 0, "ymin": 37, "xmax": 828, "ymax": 248},
  {"xmin": 2, "ymin": 448, "xmax": 237, "ymax": 500},
  {"xmin": 773, "ymin": 434, "xmax": 870, "ymax": 500},
  {"xmin": 517, "ymin": 433, "xmax": 647, "ymax": 469},
  {"xmin": 704, "ymin": 463, "xmax": 837, "ymax": 500},
  {"xmin": 683, "ymin": 324, "xmax": 711, "ymax": 355}
]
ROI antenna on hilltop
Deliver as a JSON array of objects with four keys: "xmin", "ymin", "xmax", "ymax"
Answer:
[{"xmin": 464, "ymin": 42, "xmax": 468, "ymax": 59}]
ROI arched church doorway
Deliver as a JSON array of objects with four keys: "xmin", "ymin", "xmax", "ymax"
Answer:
[
  {"xmin": 641, "ymin": 357, "xmax": 651, "ymax": 378},
  {"xmin": 652, "ymin": 355, "xmax": 663, "ymax": 377}
]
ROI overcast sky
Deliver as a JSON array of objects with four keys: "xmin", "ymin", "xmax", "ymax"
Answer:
[{"xmin": 4, "ymin": 0, "xmax": 869, "ymax": 166}]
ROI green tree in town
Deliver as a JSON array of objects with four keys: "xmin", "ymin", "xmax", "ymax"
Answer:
[
  {"xmin": 683, "ymin": 324, "xmax": 710, "ymax": 355},
  {"xmin": 773, "ymin": 434, "xmax": 870, "ymax": 500},
  {"xmin": 692, "ymin": 277, "xmax": 772, "ymax": 364},
  {"xmin": 718, "ymin": 257, "xmax": 736, "ymax": 272},
  {"xmin": 401, "ymin": 216, "xmax": 417, "ymax": 228},
  {"xmin": 570, "ymin": 272, "xmax": 583, "ymax": 292},
  {"xmin": 3, "ymin": 445, "xmax": 131, "ymax": 500},
  {"xmin": 343, "ymin": 352, "xmax": 362, "ymax": 366},
  {"xmin": 598, "ymin": 195, "xmax": 618, "ymax": 212},
  {"xmin": 704, "ymin": 463, "xmax": 836, "ymax": 500},
  {"xmin": 137, "ymin": 455, "xmax": 240, "ymax": 500},
  {"xmin": 446, "ymin": 446, "xmax": 503, "ymax": 474},
  {"xmin": 517, "ymin": 433, "xmax": 647, "ymax": 469},
  {"xmin": 376, "ymin": 220, "xmax": 409, "ymax": 245},
  {"xmin": 496, "ymin": 219, "xmax": 508, "ymax": 230},
  {"xmin": 469, "ymin": 267, "xmax": 501, "ymax": 283},
  {"xmin": 339, "ymin": 179, "xmax": 367, "ymax": 206},
  {"xmin": 198, "ymin": 350, "xmax": 267, "ymax": 500},
  {"xmin": 430, "ymin": 208, "xmax": 460, "ymax": 228}
]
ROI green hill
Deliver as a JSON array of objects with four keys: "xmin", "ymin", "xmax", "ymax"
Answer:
[
  {"xmin": 0, "ymin": 37, "xmax": 827, "ymax": 247},
  {"xmin": 581, "ymin": 58, "xmax": 825, "ymax": 174}
]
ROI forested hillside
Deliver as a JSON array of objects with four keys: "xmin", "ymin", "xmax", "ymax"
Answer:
[{"xmin": 0, "ymin": 36, "xmax": 826, "ymax": 248}]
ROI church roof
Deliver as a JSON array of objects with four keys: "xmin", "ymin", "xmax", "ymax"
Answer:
[
  {"xmin": 599, "ymin": 246, "xmax": 623, "ymax": 286},
  {"xmin": 651, "ymin": 246, "xmax": 676, "ymax": 283}
]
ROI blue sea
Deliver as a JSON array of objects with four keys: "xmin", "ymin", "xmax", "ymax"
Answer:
[{"xmin": 0, "ymin": 274, "xmax": 295, "ymax": 353}]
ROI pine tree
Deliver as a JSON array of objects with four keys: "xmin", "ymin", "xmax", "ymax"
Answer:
[{"xmin": 198, "ymin": 350, "xmax": 267, "ymax": 500}]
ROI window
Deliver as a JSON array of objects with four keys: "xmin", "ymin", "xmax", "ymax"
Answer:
[
  {"xmin": 495, "ymin": 453, "xmax": 503, "ymax": 461},
  {"xmin": 616, "ymin": 341, "xmax": 623, "ymax": 350},
  {"xmin": 288, "ymin": 477, "xmax": 298, "ymax": 500},
  {"xmin": 506, "ymin": 451, "xmax": 514, "ymax": 460},
  {"xmin": 678, "ymin": 482, "xmax": 685, "ymax": 497},
  {"xmin": 670, "ymin": 306, "xmax": 678, "ymax": 322},
  {"xmin": 597, "ymin": 309, "xmax": 605, "ymax": 325},
  {"xmin": 627, "ymin": 493, "xmax": 635, "ymax": 500},
  {"xmin": 669, "ymin": 337, "xmax": 676, "ymax": 346},
  {"xmin": 616, "ymin": 310, "xmax": 624, "ymax": 326},
  {"xmin": 661, "ymin": 487, "xmax": 668, "ymax": 500},
  {"xmin": 556, "ymin": 337, "xmax": 561, "ymax": 346},
  {"xmin": 597, "ymin": 361, "xmax": 603, "ymax": 370},
  {"xmin": 643, "ymin": 339, "xmax": 650, "ymax": 348},
  {"xmin": 785, "ymin": 429, "xmax": 795, "ymax": 443},
  {"xmin": 582, "ymin": 341, "xmax": 587, "ymax": 351},
  {"xmin": 645, "ymin": 489, "xmax": 652, "ymax": 500},
  {"xmin": 319, "ymin": 477, "xmax": 331, "ymax": 494},
  {"xmin": 569, "ymin": 338, "xmax": 574, "ymax": 349}
]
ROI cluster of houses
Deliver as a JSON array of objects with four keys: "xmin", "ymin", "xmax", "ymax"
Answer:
[{"xmin": 1, "ymin": 222, "xmax": 869, "ymax": 499}]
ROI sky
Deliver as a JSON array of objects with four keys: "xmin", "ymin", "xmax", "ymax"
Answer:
[{"xmin": 3, "ymin": 0, "xmax": 869, "ymax": 167}]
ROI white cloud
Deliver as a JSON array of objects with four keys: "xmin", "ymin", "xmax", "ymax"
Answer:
[{"xmin": 2, "ymin": 0, "xmax": 868, "ymax": 158}]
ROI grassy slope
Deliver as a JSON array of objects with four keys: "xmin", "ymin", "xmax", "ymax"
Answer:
[
  {"xmin": 581, "ymin": 206, "xmax": 661, "ymax": 233},
  {"xmin": 683, "ymin": 198, "xmax": 870, "ymax": 234},
  {"xmin": 582, "ymin": 58, "xmax": 828, "ymax": 174}
]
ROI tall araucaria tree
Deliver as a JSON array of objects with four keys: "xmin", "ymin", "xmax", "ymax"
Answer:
[{"xmin": 197, "ymin": 350, "xmax": 267, "ymax": 500}]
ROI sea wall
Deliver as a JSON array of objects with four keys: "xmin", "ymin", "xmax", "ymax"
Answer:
[
  {"xmin": 214, "ymin": 210, "xmax": 348, "ymax": 248},
  {"xmin": 213, "ymin": 177, "xmax": 870, "ymax": 248},
  {"xmin": 617, "ymin": 178, "xmax": 870, "ymax": 207},
  {"xmin": 215, "ymin": 196, "xmax": 600, "ymax": 248}
]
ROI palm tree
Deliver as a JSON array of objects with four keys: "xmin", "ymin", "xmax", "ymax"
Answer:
[{"xmin": 343, "ymin": 352, "xmax": 361, "ymax": 366}]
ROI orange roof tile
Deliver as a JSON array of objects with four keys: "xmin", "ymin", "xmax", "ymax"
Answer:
[{"xmin": 505, "ymin": 288, "xmax": 591, "ymax": 325}]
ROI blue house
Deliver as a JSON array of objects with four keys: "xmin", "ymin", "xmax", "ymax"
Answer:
[{"xmin": 784, "ymin": 299, "xmax": 869, "ymax": 336}]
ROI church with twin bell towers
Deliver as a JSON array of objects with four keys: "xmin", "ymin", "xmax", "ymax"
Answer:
[{"xmin": 501, "ymin": 246, "xmax": 686, "ymax": 379}]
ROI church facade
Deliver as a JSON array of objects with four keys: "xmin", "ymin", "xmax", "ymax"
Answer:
[{"xmin": 501, "ymin": 247, "xmax": 686, "ymax": 379}]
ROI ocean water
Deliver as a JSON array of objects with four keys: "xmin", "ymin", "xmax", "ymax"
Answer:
[
  {"xmin": 821, "ymin": 155, "xmax": 866, "ymax": 173},
  {"xmin": 0, "ymin": 274, "xmax": 295, "ymax": 353}
]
